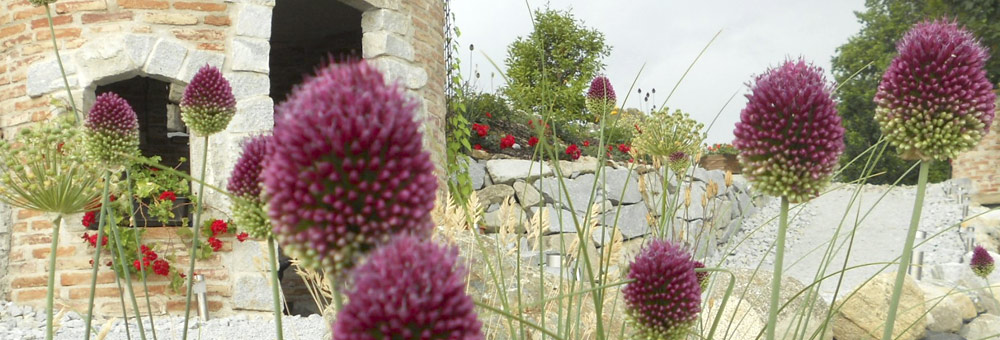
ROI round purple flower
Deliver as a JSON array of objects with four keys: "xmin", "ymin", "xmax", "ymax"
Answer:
[
  {"xmin": 586, "ymin": 75, "xmax": 617, "ymax": 115},
  {"xmin": 875, "ymin": 20, "xmax": 996, "ymax": 161},
  {"xmin": 262, "ymin": 61, "xmax": 437, "ymax": 273},
  {"xmin": 228, "ymin": 136, "xmax": 271, "ymax": 239},
  {"xmin": 180, "ymin": 65, "xmax": 236, "ymax": 136},
  {"xmin": 733, "ymin": 59, "xmax": 844, "ymax": 203},
  {"xmin": 85, "ymin": 92, "xmax": 139, "ymax": 166},
  {"xmin": 623, "ymin": 239, "xmax": 701, "ymax": 340},
  {"xmin": 693, "ymin": 260, "xmax": 710, "ymax": 291},
  {"xmin": 971, "ymin": 245, "xmax": 995, "ymax": 279},
  {"xmin": 334, "ymin": 236, "xmax": 482, "ymax": 340}
]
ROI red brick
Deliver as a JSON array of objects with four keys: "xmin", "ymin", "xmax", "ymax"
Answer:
[
  {"xmin": 30, "ymin": 219, "xmax": 54, "ymax": 230},
  {"xmin": 12, "ymin": 288, "xmax": 47, "ymax": 302},
  {"xmin": 171, "ymin": 28, "xmax": 224, "ymax": 41},
  {"xmin": 173, "ymin": 1, "xmax": 226, "ymax": 11},
  {"xmin": 31, "ymin": 15, "xmax": 73, "ymax": 29},
  {"xmin": 196, "ymin": 42, "xmax": 224, "ymax": 51},
  {"xmin": 55, "ymin": 0, "xmax": 108, "ymax": 14},
  {"xmin": 12, "ymin": 275, "xmax": 48, "ymax": 289},
  {"xmin": 203, "ymin": 15, "xmax": 230, "ymax": 26},
  {"xmin": 167, "ymin": 299, "xmax": 221, "ymax": 312},
  {"xmin": 2, "ymin": 33, "xmax": 32, "ymax": 50},
  {"xmin": 14, "ymin": 98, "xmax": 47, "ymax": 112},
  {"xmin": 61, "ymin": 271, "xmax": 116, "ymax": 286},
  {"xmin": 35, "ymin": 27, "xmax": 82, "ymax": 40},
  {"xmin": 81, "ymin": 11, "xmax": 133, "ymax": 24},
  {"xmin": 118, "ymin": 0, "xmax": 168, "ymax": 10},
  {"xmin": 12, "ymin": 222, "xmax": 28, "ymax": 233},
  {"xmin": 32, "ymin": 245, "xmax": 76, "ymax": 259},
  {"xmin": 0, "ymin": 85, "xmax": 26, "ymax": 101},
  {"xmin": 69, "ymin": 286, "xmax": 121, "ymax": 299},
  {"xmin": 17, "ymin": 209, "xmax": 44, "ymax": 219},
  {"xmin": 0, "ymin": 23, "xmax": 26, "ymax": 40},
  {"xmin": 13, "ymin": 7, "xmax": 45, "ymax": 20}
]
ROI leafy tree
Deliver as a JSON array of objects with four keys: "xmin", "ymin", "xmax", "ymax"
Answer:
[
  {"xmin": 832, "ymin": 0, "xmax": 1000, "ymax": 184},
  {"xmin": 503, "ymin": 8, "xmax": 611, "ymax": 124}
]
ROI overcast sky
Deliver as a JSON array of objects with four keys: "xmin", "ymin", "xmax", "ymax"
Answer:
[{"xmin": 453, "ymin": 0, "xmax": 867, "ymax": 143}]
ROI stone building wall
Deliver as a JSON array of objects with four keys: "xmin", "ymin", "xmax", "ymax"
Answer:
[
  {"xmin": 0, "ymin": 0, "xmax": 446, "ymax": 317},
  {"xmin": 953, "ymin": 95, "xmax": 1000, "ymax": 204}
]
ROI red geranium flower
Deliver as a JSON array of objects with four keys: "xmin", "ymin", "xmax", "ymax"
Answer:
[
  {"xmin": 207, "ymin": 237, "xmax": 223, "ymax": 251},
  {"xmin": 81, "ymin": 211, "xmax": 97, "ymax": 228},
  {"xmin": 81, "ymin": 232, "xmax": 108, "ymax": 247},
  {"xmin": 473, "ymin": 144, "xmax": 482, "ymax": 150},
  {"xmin": 618, "ymin": 144, "xmax": 631, "ymax": 153},
  {"xmin": 566, "ymin": 144, "xmax": 582, "ymax": 160},
  {"xmin": 210, "ymin": 219, "xmax": 228, "ymax": 236},
  {"xmin": 500, "ymin": 135, "xmax": 515, "ymax": 149},
  {"xmin": 152, "ymin": 259, "xmax": 170, "ymax": 276},
  {"xmin": 132, "ymin": 258, "xmax": 151, "ymax": 272},
  {"xmin": 158, "ymin": 191, "xmax": 177, "ymax": 202},
  {"xmin": 485, "ymin": 112, "xmax": 492, "ymax": 118},
  {"xmin": 583, "ymin": 140, "xmax": 590, "ymax": 147},
  {"xmin": 528, "ymin": 136, "xmax": 539, "ymax": 147},
  {"xmin": 237, "ymin": 232, "xmax": 249, "ymax": 242},
  {"xmin": 608, "ymin": 145, "xmax": 614, "ymax": 152},
  {"xmin": 471, "ymin": 123, "xmax": 489, "ymax": 138}
]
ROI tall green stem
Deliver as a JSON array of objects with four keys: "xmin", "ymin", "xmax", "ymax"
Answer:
[
  {"xmin": 125, "ymin": 169, "xmax": 157, "ymax": 340},
  {"xmin": 44, "ymin": 215, "xmax": 63, "ymax": 340},
  {"xmin": 109, "ymin": 223, "xmax": 147, "ymax": 340},
  {"xmin": 766, "ymin": 196, "xmax": 789, "ymax": 340},
  {"xmin": 43, "ymin": 4, "xmax": 79, "ymax": 124},
  {"xmin": 182, "ymin": 136, "xmax": 210, "ymax": 340},
  {"xmin": 329, "ymin": 276, "xmax": 344, "ymax": 311},
  {"xmin": 882, "ymin": 161, "xmax": 929, "ymax": 340},
  {"xmin": 267, "ymin": 236, "xmax": 284, "ymax": 340},
  {"xmin": 83, "ymin": 171, "xmax": 114, "ymax": 340}
]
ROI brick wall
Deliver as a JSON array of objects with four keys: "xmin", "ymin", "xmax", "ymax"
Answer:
[
  {"xmin": 953, "ymin": 95, "xmax": 1000, "ymax": 204},
  {"xmin": 0, "ymin": 0, "xmax": 448, "ymax": 317}
]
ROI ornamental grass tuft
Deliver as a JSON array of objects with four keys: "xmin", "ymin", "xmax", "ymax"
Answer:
[
  {"xmin": 874, "ymin": 20, "xmax": 996, "ymax": 161},
  {"xmin": 262, "ymin": 61, "xmax": 437, "ymax": 274}
]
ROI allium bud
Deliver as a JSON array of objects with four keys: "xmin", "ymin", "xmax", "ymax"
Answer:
[
  {"xmin": 334, "ymin": 236, "xmax": 482, "ymax": 340},
  {"xmin": 874, "ymin": 20, "xmax": 996, "ymax": 161},
  {"xmin": 85, "ymin": 92, "xmax": 139, "ymax": 166},
  {"xmin": 180, "ymin": 65, "xmax": 236, "ymax": 136},
  {"xmin": 971, "ymin": 245, "xmax": 995, "ymax": 279},
  {"xmin": 733, "ymin": 59, "xmax": 844, "ymax": 203},
  {"xmin": 623, "ymin": 239, "xmax": 701, "ymax": 340},
  {"xmin": 228, "ymin": 136, "xmax": 271, "ymax": 239},
  {"xmin": 262, "ymin": 61, "xmax": 437, "ymax": 274},
  {"xmin": 587, "ymin": 76, "xmax": 617, "ymax": 115}
]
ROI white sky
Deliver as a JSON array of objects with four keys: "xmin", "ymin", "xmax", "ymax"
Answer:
[{"xmin": 453, "ymin": 0, "xmax": 866, "ymax": 143}]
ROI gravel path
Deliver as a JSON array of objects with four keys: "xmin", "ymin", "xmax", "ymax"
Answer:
[
  {"xmin": 0, "ymin": 301, "xmax": 327, "ymax": 340},
  {"xmin": 711, "ymin": 181, "xmax": 968, "ymax": 302}
]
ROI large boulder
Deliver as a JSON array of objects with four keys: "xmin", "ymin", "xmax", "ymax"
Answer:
[
  {"xmin": 603, "ymin": 167, "xmax": 643, "ymax": 204},
  {"xmin": 833, "ymin": 272, "xmax": 926, "ymax": 340},
  {"xmin": 477, "ymin": 184, "xmax": 515, "ymax": 206},
  {"xmin": 534, "ymin": 174, "xmax": 605, "ymax": 214},
  {"xmin": 486, "ymin": 159, "xmax": 553, "ymax": 184},
  {"xmin": 513, "ymin": 180, "xmax": 542, "ymax": 208},
  {"xmin": 919, "ymin": 282, "xmax": 977, "ymax": 333},
  {"xmin": 959, "ymin": 314, "xmax": 1000, "ymax": 340},
  {"xmin": 702, "ymin": 269, "xmax": 833, "ymax": 340}
]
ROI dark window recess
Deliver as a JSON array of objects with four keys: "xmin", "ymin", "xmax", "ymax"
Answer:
[
  {"xmin": 95, "ymin": 77, "xmax": 191, "ymax": 227},
  {"xmin": 270, "ymin": 0, "xmax": 363, "ymax": 105},
  {"xmin": 272, "ymin": 0, "xmax": 364, "ymax": 316}
]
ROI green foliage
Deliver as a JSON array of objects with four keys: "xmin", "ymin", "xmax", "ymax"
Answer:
[
  {"xmin": 503, "ymin": 7, "xmax": 611, "ymax": 124},
  {"xmin": 832, "ymin": 0, "xmax": 1000, "ymax": 184},
  {"xmin": 445, "ymin": 0, "xmax": 473, "ymax": 204},
  {"xmin": 127, "ymin": 155, "xmax": 192, "ymax": 225},
  {"xmin": 0, "ymin": 115, "xmax": 101, "ymax": 215}
]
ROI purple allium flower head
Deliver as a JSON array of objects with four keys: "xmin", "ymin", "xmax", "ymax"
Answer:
[
  {"xmin": 733, "ymin": 59, "xmax": 844, "ymax": 203},
  {"xmin": 693, "ymin": 260, "xmax": 710, "ymax": 291},
  {"xmin": 85, "ymin": 92, "xmax": 139, "ymax": 166},
  {"xmin": 586, "ymin": 75, "xmax": 617, "ymax": 115},
  {"xmin": 623, "ymin": 239, "xmax": 701, "ymax": 340},
  {"xmin": 334, "ymin": 236, "xmax": 483, "ymax": 340},
  {"xmin": 971, "ymin": 245, "xmax": 995, "ymax": 279},
  {"xmin": 180, "ymin": 65, "xmax": 236, "ymax": 136},
  {"xmin": 874, "ymin": 20, "xmax": 996, "ymax": 161},
  {"xmin": 228, "ymin": 136, "xmax": 271, "ymax": 239},
  {"xmin": 262, "ymin": 61, "xmax": 438, "ymax": 273}
]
